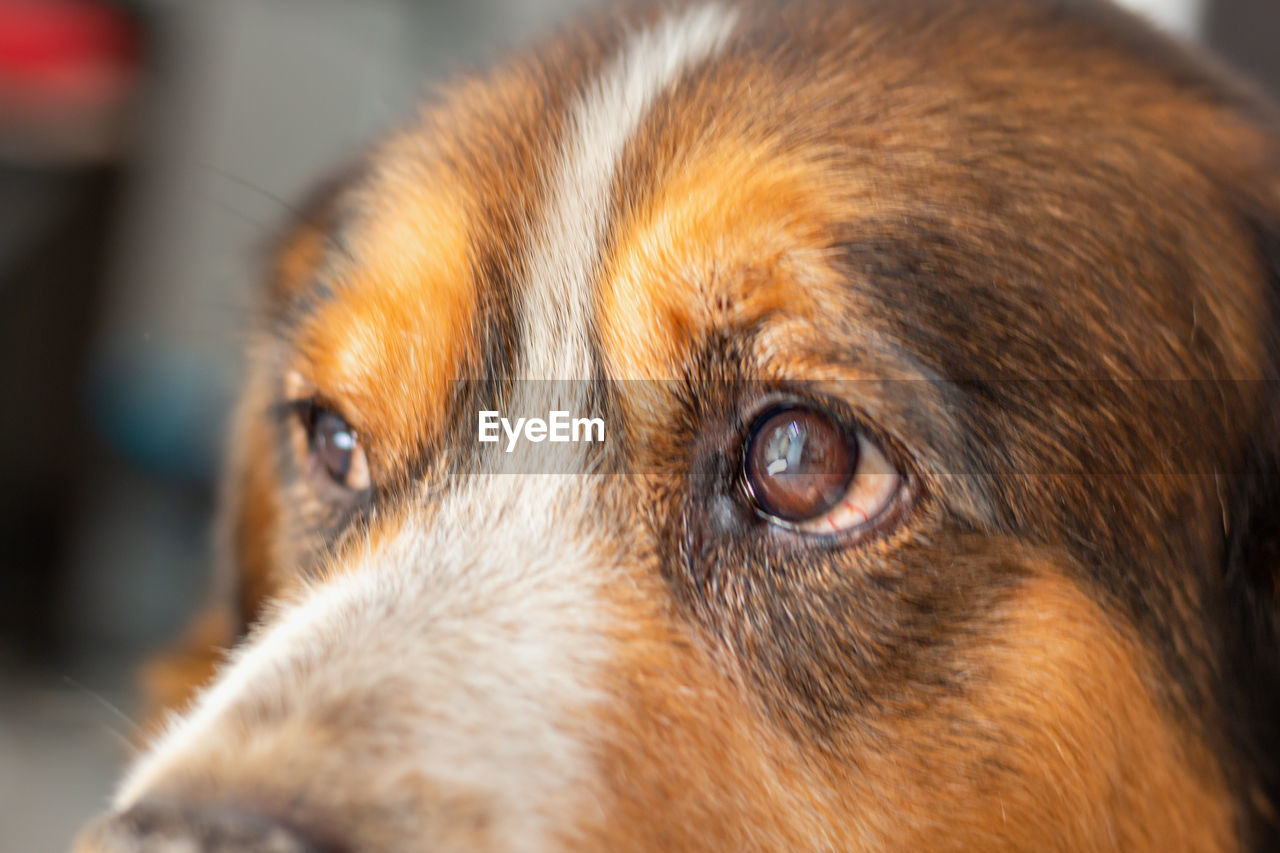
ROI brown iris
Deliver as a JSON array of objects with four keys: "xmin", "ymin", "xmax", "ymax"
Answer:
[
  {"xmin": 313, "ymin": 409, "xmax": 355, "ymax": 481},
  {"xmin": 744, "ymin": 407, "xmax": 858, "ymax": 523},
  {"xmin": 301, "ymin": 402, "xmax": 370, "ymax": 491}
]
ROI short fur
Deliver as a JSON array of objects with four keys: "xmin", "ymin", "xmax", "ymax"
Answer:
[{"xmin": 78, "ymin": 1, "xmax": 1280, "ymax": 851}]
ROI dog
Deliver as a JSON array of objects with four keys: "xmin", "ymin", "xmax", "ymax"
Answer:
[{"xmin": 76, "ymin": 0, "xmax": 1280, "ymax": 850}]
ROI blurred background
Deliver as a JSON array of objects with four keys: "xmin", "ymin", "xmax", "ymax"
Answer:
[{"xmin": 0, "ymin": 0, "xmax": 1274, "ymax": 849}]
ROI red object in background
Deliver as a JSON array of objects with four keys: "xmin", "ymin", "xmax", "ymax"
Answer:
[{"xmin": 0, "ymin": 0, "xmax": 140, "ymax": 111}]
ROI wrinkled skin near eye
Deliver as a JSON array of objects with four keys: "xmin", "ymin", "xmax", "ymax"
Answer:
[
  {"xmin": 298, "ymin": 401, "xmax": 371, "ymax": 492},
  {"xmin": 743, "ymin": 405, "xmax": 901, "ymax": 535}
]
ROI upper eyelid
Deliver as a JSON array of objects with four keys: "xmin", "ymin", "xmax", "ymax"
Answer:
[
  {"xmin": 796, "ymin": 377, "xmax": 955, "ymax": 453},
  {"xmin": 737, "ymin": 385, "xmax": 908, "ymax": 474},
  {"xmin": 738, "ymin": 385, "xmax": 893, "ymax": 453},
  {"xmin": 278, "ymin": 370, "xmax": 361, "ymax": 432},
  {"xmin": 268, "ymin": 396, "xmax": 311, "ymax": 429}
]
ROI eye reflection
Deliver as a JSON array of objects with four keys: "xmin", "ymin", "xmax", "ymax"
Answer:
[
  {"xmin": 746, "ymin": 408, "xmax": 857, "ymax": 522},
  {"xmin": 743, "ymin": 404, "xmax": 901, "ymax": 535},
  {"xmin": 300, "ymin": 402, "xmax": 370, "ymax": 492}
]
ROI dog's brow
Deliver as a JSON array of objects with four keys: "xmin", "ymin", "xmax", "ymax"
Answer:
[{"xmin": 516, "ymin": 2, "xmax": 739, "ymax": 384}]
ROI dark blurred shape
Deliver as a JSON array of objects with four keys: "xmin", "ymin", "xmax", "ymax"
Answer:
[
  {"xmin": 0, "ymin": 0, "xmax": 143, "ymax": 665},
  {"xmin": 1207, "ymin": 0, "xmax": 1280, "ymax": 95},
  {"xmin": 0, "ymin": 166, "xmax": 118, "ymax": 662}
]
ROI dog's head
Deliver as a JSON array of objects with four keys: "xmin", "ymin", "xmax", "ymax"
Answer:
[{"xmin": 78, "ymin": 1, "xmax": 1280, "ymax": 850}]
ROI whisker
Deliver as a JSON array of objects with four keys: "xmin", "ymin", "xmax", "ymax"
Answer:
[
  {"xmin": 196, "ymin": 162, "xmax": 302, "ymax": 218},
  {"xmin": 63, "ymin": 675, "xmax": 142, "ymax": 737}
]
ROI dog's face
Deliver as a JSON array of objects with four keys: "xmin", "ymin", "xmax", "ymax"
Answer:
[{"xmin": 78, "ymin": 1, "xmax": 1280, "ymax": 851}]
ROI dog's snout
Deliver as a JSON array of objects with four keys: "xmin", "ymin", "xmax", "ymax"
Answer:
[{"xmin": 74, "ymin": 800, "xmax": 326, "ymax": 853}]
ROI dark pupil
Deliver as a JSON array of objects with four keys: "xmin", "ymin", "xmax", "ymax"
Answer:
[
  {"xmin": 312, "ymin": 409, "xmax": 355, "ymax": 483},
  {"xmin": 745, "ymin": 407, "xmax": 857, "ymax": 522}
]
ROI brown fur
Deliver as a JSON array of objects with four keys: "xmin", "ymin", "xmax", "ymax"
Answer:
[{"xmin": 80, "ymin": 1, "xmax": 1280, "ymax": 850}]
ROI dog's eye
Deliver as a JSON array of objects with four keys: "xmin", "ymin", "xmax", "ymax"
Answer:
[
  {"xmin": 743, "ymin": 406, "xmax": 900, "ymax": 534},
  {"xmin": 301, "ymin": 403, "xmax": 370, "ymax": 491}
]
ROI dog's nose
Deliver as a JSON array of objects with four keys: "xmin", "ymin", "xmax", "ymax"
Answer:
[{"xmin": 73, "ymin": 799, "xmax": 324, "ymax": 853}]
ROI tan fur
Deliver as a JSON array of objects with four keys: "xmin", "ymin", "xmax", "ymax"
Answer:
[
  {"xmin": 77, "ymin": 2, "xmax": 1280, "ymax": 850},
  {"xmin": 599, "ymin": 137, "xmax": 844, "ymax": 382},
  {"xmin": 292, "ymin": 168, "xmax": 476, "ymax": 473},
  {"xmin": 585, "ymin": 564, "xmax": 1234, "ymax": 851}
]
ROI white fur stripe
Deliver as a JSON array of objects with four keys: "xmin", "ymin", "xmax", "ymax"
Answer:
[
  {"xmin": 112, "ymin": 8, "xmax": 743, "ymax": 833},
  {"xmin": 113, "ymin": 576, "xmax": 364, "ymax": 808},
  {"xmin": 115, "ymin": 476, "xmax": 615, "ymax": 846},
  {"xmin": 517, "ymin": 2, "xmax": 739, "ymax": 381}
]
